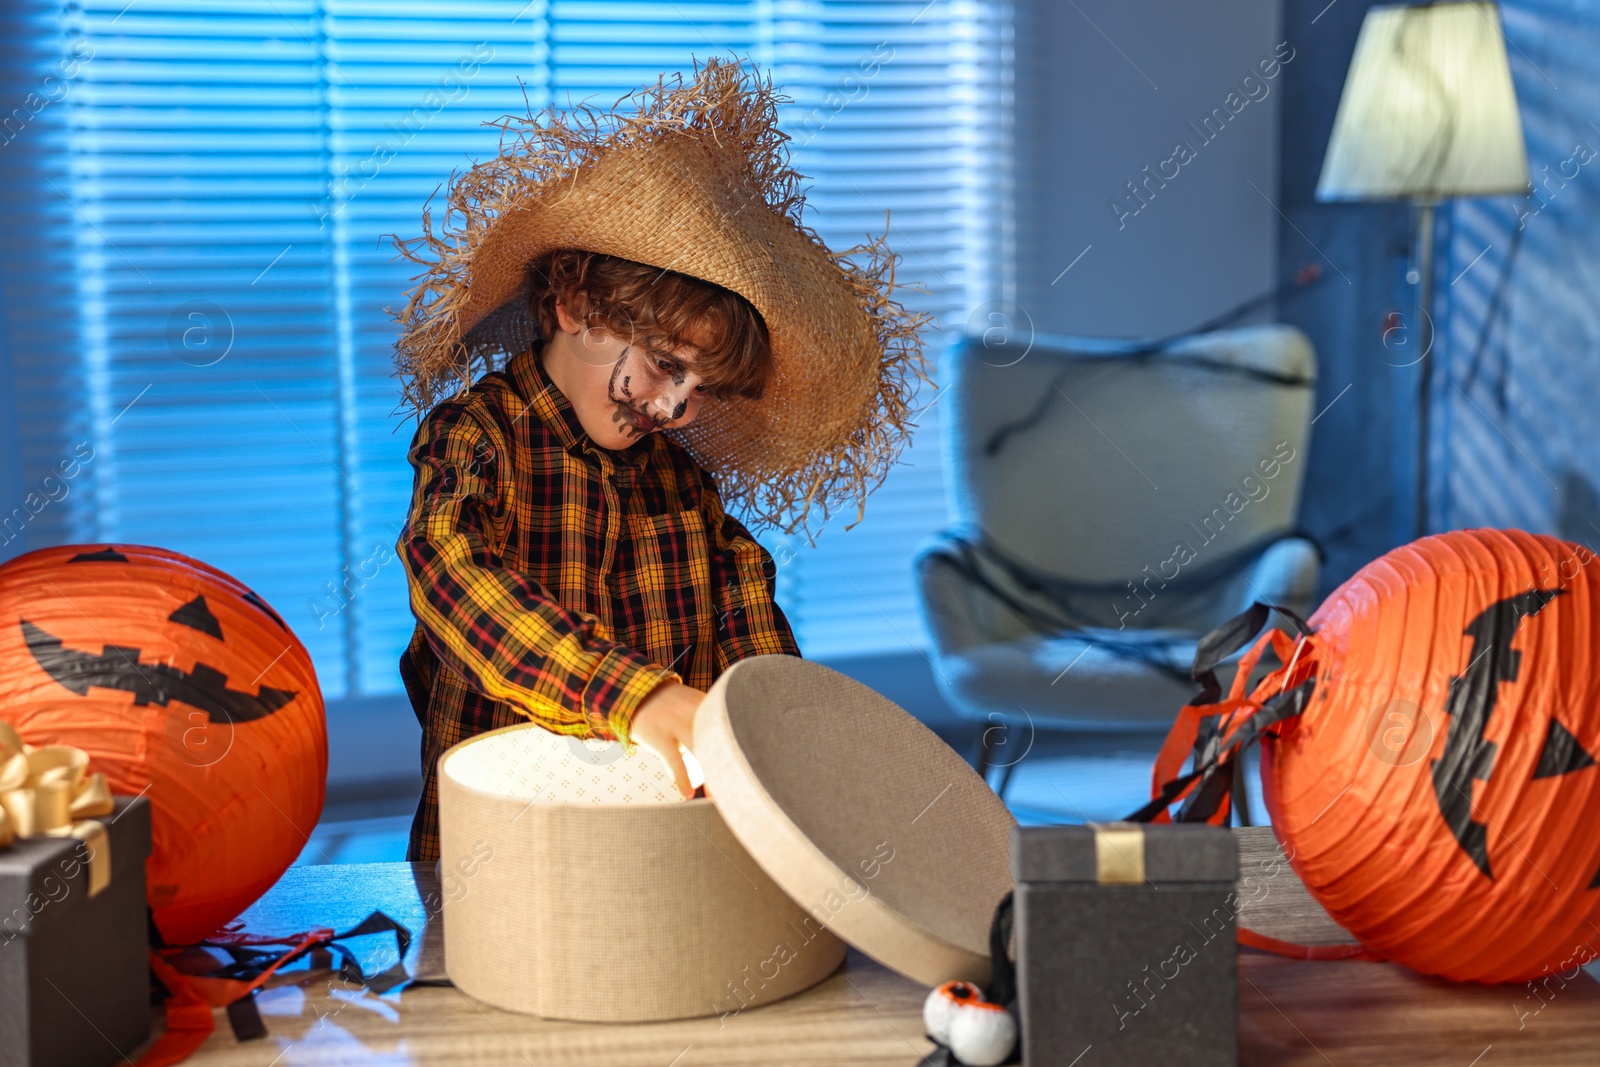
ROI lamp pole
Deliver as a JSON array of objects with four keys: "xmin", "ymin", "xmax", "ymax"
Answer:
[{"xmin": 1412, "ymin": 198, "xmax": 1438, "ymax": 540}]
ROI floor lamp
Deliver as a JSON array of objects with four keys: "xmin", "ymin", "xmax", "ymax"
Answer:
[{"xmin": 1315, "ymin": 0, "xmax": 1530, "ymax": 539}]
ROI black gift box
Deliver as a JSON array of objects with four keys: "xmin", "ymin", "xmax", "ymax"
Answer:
[
  {"xmin": 1012, "ymin": 822, "xmax": 1238, "ymax": 1066},
  {"xmin": 0, "ymin": 796, "xmax": 152, "ymax": 1067}
]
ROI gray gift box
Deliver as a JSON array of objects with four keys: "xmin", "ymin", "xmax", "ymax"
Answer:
[
  {"xmin": 1012, "ymin": 822, "xmax": 1238, "ymax": 1066},
  {"xmin": 0, "ymin": 795, "xmax": 153, "ymax": 1067}
]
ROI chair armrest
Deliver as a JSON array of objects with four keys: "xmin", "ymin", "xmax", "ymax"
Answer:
[
  {"xmin": 913, "ymin": 537, "xmax": 1033, "ymax": 657},
  {"xmin": 1242, "ymin": 536, "xmax": 1321, "ymax": 624}
]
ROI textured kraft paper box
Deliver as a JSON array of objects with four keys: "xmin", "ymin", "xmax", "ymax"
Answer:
[
  {"xmin": 0, "ymin": 796, "xmax": 152, "ymax": 1067},
  {"xmin": 1013, "ymin": 823, "xmax": 1239, "ymax": 1066}
]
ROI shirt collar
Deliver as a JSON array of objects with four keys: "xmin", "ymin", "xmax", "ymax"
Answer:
[{"xmin": 508, "ymin": 345, "xmax": 654, "ymax": 470}]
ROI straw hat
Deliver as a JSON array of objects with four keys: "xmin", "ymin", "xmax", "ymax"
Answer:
[{"xmin": 393, "ymin": 57, "xmax": 934, "ymax": 537}]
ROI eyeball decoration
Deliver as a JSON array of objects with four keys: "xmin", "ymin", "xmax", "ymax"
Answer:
[
  {"xmin": 923, "ymin": 981, "xmax": 1017, "ymax": 1067},
  {"xmin": 923, "ymin": 980, "xmax": 980, "ymax": 1046}
]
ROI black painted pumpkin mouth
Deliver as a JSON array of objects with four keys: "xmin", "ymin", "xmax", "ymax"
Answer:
[{"xmin": 20, "ymin": 618, "xmax": 297, "ymax": 723}]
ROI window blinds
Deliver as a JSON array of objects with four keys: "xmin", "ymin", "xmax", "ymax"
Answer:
[{"xmin": 0, "ymin": 0, "xmax": 1013, "ymax": 700}]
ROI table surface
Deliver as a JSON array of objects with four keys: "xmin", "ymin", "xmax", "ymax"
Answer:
[{"xmin": 136, "ymin": 828, "xmax": 1600, "ymax": 1066}]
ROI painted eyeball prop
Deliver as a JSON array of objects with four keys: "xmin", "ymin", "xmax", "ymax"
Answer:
[
  {"xmin": 947, "ymin": 1000, "xmax": 1017, "ymax": 1067},
  {"xmin": 923, "ymin": 980, "xmax": 982, "ymax": 1046},
  {"xmin": 923, "ymin": 981, "xmax": 1017, "ymax": 1066}
]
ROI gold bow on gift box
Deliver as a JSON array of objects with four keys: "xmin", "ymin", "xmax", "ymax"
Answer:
[{"xmin": 0, "ymin": 721, "xmax": 117, "ymax": 896}]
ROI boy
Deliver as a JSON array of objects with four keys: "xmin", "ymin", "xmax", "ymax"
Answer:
[
  {"xmin": 393, "ymin": 60, "xmax": 929, "ymax": 862},
  {"xmin": 398, "ymin": 250, "xmax": 798, "ymax": 861}
]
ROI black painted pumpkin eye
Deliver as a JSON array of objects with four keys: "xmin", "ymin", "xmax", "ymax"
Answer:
[
  {"xmin": 70, "ymin": 547, "xmax": 127, "ymax": 563},
  {"xmin": 1533, "ymin": 718, "xmax": 1597, "ymax": 778},
  {"xmin": 168, "ymin": 595, "xmax": 224, "ymax": 640}
]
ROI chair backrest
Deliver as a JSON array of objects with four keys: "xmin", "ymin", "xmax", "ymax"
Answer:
[{"xmin": 943, "ymin": 324, "xmax": 1317, "ymax": 588}]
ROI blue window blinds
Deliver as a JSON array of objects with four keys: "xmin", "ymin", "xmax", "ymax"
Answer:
[{"xmin": 0, "ymin": 0, "xmax": 1014, "ymax": 700}]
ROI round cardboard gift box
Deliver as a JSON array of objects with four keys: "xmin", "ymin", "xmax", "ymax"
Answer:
[{"xmin": 437, "ymin": 654, "xmax": 1015, "ymax": 1023}]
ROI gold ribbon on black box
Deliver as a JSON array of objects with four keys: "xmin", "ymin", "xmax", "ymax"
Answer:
[
  {"xmin": 1087, "ymin": 821, "xmax": 1147, "ymax": 885},
  {"xmin": 0, "ymin": 721, "xmax": 116, "ymax": 896}
]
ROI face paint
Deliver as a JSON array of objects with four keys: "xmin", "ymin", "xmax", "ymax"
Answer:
[
  {"xmin": 603, "ymin": 345, "xmax": 675, "ymax": 441},
  {"xmin": 547, "ymin": 321, "xmax": 710, "ymax": 450},
  {"xmin": 606, "ymin": 354, "xmax": 648, "ymax": 440}
]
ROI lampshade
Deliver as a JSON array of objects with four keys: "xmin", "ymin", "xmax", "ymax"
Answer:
[{"xmin": 1316, "ymin": 1, "xmax": 1529, "ymax": 201}]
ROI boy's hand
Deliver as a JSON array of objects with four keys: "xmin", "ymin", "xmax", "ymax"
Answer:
[{"xmin": 629, "ymin": 680, "xmax": 706, "ymax": 799}]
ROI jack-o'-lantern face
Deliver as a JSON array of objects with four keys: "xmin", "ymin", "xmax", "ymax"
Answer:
[
  {"xmin": 21, "ymin": 547, "xmax": 299, "ymax": 750},
  {"xmin": 1424, "ymin": 587, "xmax": 1599, "ymax": 883},
  {"xmin": 1263, "ymin": 529, "xmax": 1600, "ymax": 984},
  {"xmin": 0, "ymin": 544, "xmax": 326, "ymax": 944}
]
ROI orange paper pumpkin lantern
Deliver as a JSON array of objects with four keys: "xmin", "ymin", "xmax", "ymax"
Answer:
[
  {"xmin": 0, "ymin": 544, "xmax": 326, "ymax": 944},
  {"xmin": 1144, "ymin": 529, "xmax": 1600, "ymax": 983}
]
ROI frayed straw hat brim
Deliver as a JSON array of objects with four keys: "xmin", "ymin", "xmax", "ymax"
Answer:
[{"xmin": 393, "ymin": 58, "xmax": 933, "ymax": 538}]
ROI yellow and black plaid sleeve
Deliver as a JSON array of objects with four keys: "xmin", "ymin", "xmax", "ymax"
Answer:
[
  {"xmin": 398, "ymin": 401, "xmax": 680, "ymax": 745},
  {"xmin": 699, "ymin": 468, "xmax": 802, "ymax": 672}
]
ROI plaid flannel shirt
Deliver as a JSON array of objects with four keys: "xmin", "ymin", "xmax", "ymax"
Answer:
[{"xmin": 398, "ymin": 345, "xmax": 800, "ymax": 862}]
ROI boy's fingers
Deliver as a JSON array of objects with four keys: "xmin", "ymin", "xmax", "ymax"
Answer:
[{"xmin": 663, "ymin": 747, "xmax": 693, "ymax": 800}]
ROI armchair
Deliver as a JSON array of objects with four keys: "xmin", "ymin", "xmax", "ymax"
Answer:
[{"xmin": 914, "ymin": 324, "xmax": 1320, "ymax": 796}]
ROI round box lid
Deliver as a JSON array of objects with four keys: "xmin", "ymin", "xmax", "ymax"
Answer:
[{"xmin": 696, "ymin": 655, "xmax": 1015, "ymax": 987}]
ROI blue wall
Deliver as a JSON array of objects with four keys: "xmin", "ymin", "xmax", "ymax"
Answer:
[
  {"xmin": 1277, "ymin": 0, "xmax": 1421, "ymax": 594},
  {"xmin": 1014, "ymin": 0, "xmax": 1282, "ymax": 339},
  {"xmin": 1438, "ymin": 1, "xmax": 1600, "ymax": 547}
]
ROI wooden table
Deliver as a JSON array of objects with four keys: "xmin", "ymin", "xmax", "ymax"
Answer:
[{"xmin": 141, "ymin": 829, "xmax": 1600, "ymax": 1065}]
